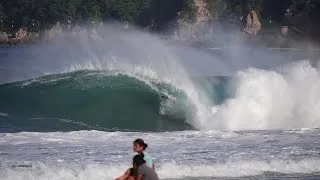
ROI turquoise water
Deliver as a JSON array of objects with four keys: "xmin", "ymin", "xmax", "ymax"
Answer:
[{"xmin": 0, "ymin": 70, "xmax": 229, "ymax": 132}]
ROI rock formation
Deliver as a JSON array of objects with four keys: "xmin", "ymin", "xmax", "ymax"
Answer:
[
  {"xmin": 11, "ymin": 28, "xmax": 29, "ymax": 44},
  {"xmin": 194, "ymin": 0, "xmax": 210, "ymax": 24},
  {"xmin": 244, "ymin": 10, "xmax": 261, "ymax": 36},
  {"xmin": 0, "ymin": 32, "xmax": 10, "ymax": 44}
]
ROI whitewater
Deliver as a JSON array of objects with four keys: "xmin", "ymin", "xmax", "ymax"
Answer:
[{"xmin": 1, "ymin": 24, "xmax": 320, "ymax": 179}]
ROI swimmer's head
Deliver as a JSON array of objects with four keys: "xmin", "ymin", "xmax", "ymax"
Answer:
[{"xmin": 133, "ymin": 138, "xmax": 148, "ymax": 153}]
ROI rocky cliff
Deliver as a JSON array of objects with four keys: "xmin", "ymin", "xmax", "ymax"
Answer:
[
  {"xmin": 0, "ymin": 0, "xmax": 319, "ymax": 46},
  {"xmin": 0, "ymin": 22, "xmax": 63, "ymax": 45}
]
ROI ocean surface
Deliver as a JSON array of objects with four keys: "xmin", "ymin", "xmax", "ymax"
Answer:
[{"xmin": 1, "ymin": 26, "xmax": 320, "ymax": 179}]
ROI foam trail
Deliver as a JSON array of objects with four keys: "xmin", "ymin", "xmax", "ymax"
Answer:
[{"xmin": 0, "ymin": 112, "xmax": 8, "ymax": 117}]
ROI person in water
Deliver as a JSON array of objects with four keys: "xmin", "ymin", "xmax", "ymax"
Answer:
[
  {"xmin": 133, "ymin": 139, "xmax": 155, "ymax": 170},
  {"xmin": 116, "ymin": 139, "xmax": 155, "ymax": 180},
  {"xmin": 133, "ymin": 153, "xmax": 159, "ymax": 180}
]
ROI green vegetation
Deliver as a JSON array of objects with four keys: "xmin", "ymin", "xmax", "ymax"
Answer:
[
  {"xmin": 0, "ymin": 0, "xmax": 188, "ymax": 33},
  {"xmin": 0, "ymin": 0, "xmax": 319, "ymax": 36}
]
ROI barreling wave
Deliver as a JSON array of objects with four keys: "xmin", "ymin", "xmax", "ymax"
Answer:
[
  {"xmin": 2, "ymin": 61, "xmax": 320, "ymax": 132},
  {"xmin": 0, "ymin": 70, "xmax": 202, "ymax": 132},
  {"xmin": 2, "ymin": 24, "xmax": 320, "ymax": 132}
]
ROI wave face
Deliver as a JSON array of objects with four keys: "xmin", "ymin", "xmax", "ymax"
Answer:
[{"xmin": 0, "ymin": 70, "xmax": 205, "ymax": 132}]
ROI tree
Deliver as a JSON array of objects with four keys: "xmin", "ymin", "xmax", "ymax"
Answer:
[{"xmin": 106, "ymin": 0, "xmax": 152, "ymax": 24}]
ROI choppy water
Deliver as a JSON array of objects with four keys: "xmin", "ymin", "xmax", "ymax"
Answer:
[{"xmin": 1, "ymin": 129, "xmax": 320, "ymax": 179}]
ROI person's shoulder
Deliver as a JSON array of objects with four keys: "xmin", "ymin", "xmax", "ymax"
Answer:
[
  {"xmin": 143, "ymin": 152, "xmax": 153, "ymax": 158},
  {"xmin": 143, "ymin": 152, "xmax": 154, "ymax": 163}
]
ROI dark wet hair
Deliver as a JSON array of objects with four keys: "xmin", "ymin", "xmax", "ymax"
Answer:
[
  {"xmin": 133, "ymin": 138, "xmax": 148, "ymax": 150},
  {"xmin": 133, "ymin": 153, "xmax": 146, "ymax": 167}
]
